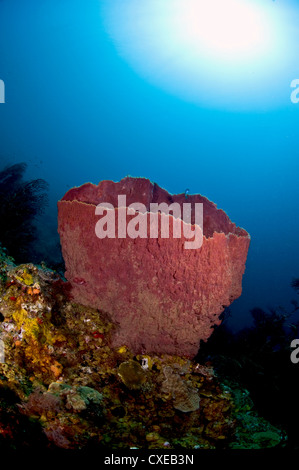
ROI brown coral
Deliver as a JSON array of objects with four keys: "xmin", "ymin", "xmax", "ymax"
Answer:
[
  {"xmin": 161, "ymin": 365, "xmax": 200, "ymax": 413},
  {"xmin": 118, "ymin": 360, "xmax": 147, "ymax": 390}
]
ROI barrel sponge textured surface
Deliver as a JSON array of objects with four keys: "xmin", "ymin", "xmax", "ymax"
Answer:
[{"xmin": 58, "ymin": 177, "xmax": 250, "ymax": 357}]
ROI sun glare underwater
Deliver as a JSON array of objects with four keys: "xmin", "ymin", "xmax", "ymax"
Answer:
[{"xmin": 102, "ymin": 0, "xmax": 297, "ymax": 111}]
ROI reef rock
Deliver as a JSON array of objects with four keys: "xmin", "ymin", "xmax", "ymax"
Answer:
[
  {"xmin": 161, "ymin": 365, "xmax": 200, "ymax": 413},
  {"xmin": 57, "ymin": 177, "xmax": 250, "ymax": 357}
]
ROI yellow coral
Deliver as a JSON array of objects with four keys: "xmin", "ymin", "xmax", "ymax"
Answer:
[
  {"xmin": 50, "ymin": 361, "xmax": 63, "ymax": 379},
  {"xmin": 53, "ymin": 334, "xmax": 67, "ymax": 343},
  {"xmin": 13, "ymin": 308, "xmax": 40, "ymax": 338},
  {"xmin": 24, "ymin": 338, "xmax": 63, "ymax": 382},
  {"xmin": 15, "ymin": 269, "xmax": 33, "ymax": 286},
  {"xmin": 10, "ymin": 304, "xmax": 64, "ymax": 382}
]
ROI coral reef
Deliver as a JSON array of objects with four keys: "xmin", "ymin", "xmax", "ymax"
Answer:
[
  {"xmin": 197, "ymin": 288, "xmax": 299, "ymax": 449},
  {"xmin": 58, "ymin": 177, "xmax": 250, "ymax": 357},
  {"xmin": 0, "ymin": 247, "xmax": 283, "ymax": 450}
]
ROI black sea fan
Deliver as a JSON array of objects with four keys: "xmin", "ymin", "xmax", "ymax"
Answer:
[
  {"xmin": 0, "ymin": 162, "xmax": 49, "ymax": 262},
  {"xmin": 291, "ymin": 278, "xmax": 299, "ymax": 292}
]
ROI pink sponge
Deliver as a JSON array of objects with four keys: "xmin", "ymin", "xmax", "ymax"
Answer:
[{"xmin": 58, "ymin": 177, "xmax": 250, "ymax": 357}]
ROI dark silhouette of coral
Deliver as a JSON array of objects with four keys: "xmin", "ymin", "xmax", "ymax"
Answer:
[
  {"xmin": 196, "ymin": 280, "xmax": 299, "ymax": 449},
  {"xmin": 291, "ymin": 277, "xmax": 299, "ymax": 292},
  {"xmin": 0, "ymin": 163, "xmax": 49, "ymax": 263}
]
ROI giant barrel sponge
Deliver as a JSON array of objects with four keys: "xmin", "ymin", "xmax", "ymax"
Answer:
[{"xmin": 58, "ymin": 177, "xmax": 250, "ymax": 357}]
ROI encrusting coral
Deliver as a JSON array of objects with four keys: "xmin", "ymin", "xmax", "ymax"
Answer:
[
  {"xmin": 161, "ymin": 365, "xmax": 200, "ymax": 413},
  {"xmin": 0, "ymin": 246, "xmax": 285, "ymax": 450}
]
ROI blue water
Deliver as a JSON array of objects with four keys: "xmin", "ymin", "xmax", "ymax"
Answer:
[{"xmin": 0, "ymin": 0, "xmax": 298, "ymax": 330}]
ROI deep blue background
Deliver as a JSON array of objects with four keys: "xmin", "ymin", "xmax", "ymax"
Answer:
[{"xmin": 0, "ymin": 0, "xmax": 298, "ymax": 330}]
